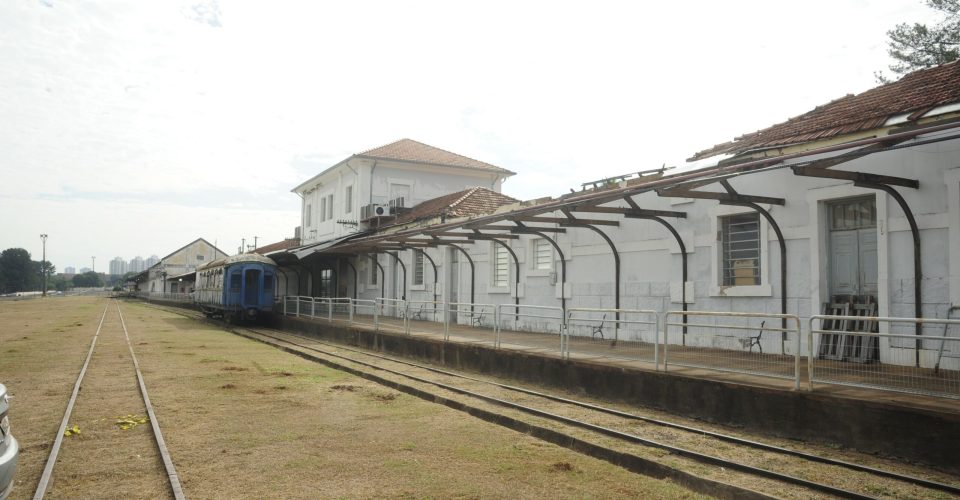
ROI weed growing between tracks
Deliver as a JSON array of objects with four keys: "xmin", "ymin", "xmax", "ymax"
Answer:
[{"xmin": 115, "ymin": 300, "xmax": 706, "ymax": 499}]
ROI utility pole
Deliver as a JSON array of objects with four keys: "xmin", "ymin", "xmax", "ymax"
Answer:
[
  {"xmin": 40, "ymin": 234, "xmax": 48, "ymax": 297},
  {"xmin": 241, "ymin": 238, "xmax": 246, "ymax": 254},
  {"xmin": 253, "ymin": 236, "xmax": 259, "ymax": 249},
  {"xmin": 91, "ymin": 256, "xmax": 96, "ymax": 273}
]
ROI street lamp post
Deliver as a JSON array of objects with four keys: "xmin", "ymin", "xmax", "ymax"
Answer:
[{"xmin": 40, "ymin": 234, "xmax": 48, "ymax": 297}]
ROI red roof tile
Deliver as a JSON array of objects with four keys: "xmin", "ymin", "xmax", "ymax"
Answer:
[
  {"xmin": 358, "ymin": 139, "xmax": 515, "ymax": 175},
  {"xmin": 690, "ymin": 61, "xmax": 960, "ymax": 161},
  {"xmin": 388, "ymin": 187, "xmax": 518, "ymax": 227}
]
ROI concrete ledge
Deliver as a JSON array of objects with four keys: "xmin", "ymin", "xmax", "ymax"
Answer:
[{"xmin": 278, "ymin": 315, "xmax": 960, "ymax": 469}]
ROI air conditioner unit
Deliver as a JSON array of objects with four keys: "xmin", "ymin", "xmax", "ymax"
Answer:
[{"xmin": 361, "ymin": 203, "xmax": 393, "ymax": 221}]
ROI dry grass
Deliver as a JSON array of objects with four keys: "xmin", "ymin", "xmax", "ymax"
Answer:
[{"xmin": 0, "ymin": 297, "xmax": 704, "ymax": 499}]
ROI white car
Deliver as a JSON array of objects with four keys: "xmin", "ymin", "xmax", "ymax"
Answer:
[{"xmin": 0, "ymin": 384, "xmax": 17, "ymax": 500}]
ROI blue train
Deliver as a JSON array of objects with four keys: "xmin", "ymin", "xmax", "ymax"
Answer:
[{"xmin": 194, "ymin": 254, "xmax": 277, "ymax": 322}]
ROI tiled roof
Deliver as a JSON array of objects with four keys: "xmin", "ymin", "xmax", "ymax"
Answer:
[
  {"xmin": 253, "ymin": 238, "xmax": 300, "ymax": 255},
  {"xmin": 358, "ymin": 139, "xmax": 515, "ymax": 175},
  {"xmin": 389, "ymin": 187, "xmax": 518, "ymax": 226},
  {"xmin": 690, "ymin": 61, "xmax": 960, "ymax": 161}
]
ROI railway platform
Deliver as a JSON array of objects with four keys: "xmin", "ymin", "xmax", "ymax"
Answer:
[{"xmin": 274, "ymin": 309, "xmax": 960, "ymax": 471}]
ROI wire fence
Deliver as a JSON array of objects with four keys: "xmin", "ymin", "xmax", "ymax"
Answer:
[
  {"xmin": 565, "ymin": 307, "xmax": 659, "ymax": 364},
  {"xmin": 809, "ymin": 315, "xmax": 960, "ymax": 399},
  {"xmin": 664, "ymin": 311, "xmax": 802, "ymax": 389},
  {"xmin": 274, "ymin": 295, "xmax": 960, "ymax": 400},
  {"xmin": 495, "ymin": 304, "xmax": 565, "ymax": 354}
]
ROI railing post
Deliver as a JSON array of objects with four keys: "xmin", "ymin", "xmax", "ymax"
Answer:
[
  {"xmin": 374, "ymin": 300, "xmax": 380, "ymax": 332},
  {"xmin": 295, "ymin": 296, "xmax": 300, "ymax": 317},
  {"xmin": 349, "ymin": 298, "xmax": 354, "ymax": 323},
  {"xmin": 808, "ymin": 316, "xmax": 816, "ymax": 392},
  {"xmin": 444, "ymin": 301, "xmax": 450, "ymax": 341},
  {"xmin": 662, "ymin": 312, "xmax": 670, "ymax": 372},
  {"xmin": 404, "ymin": 301, "xmax": 411, "ymax": 335},
  {"xmin": 794, "ymin": 316, "xmax": 801, "ymax": 391},
  {"xmin": 495, "ymin": 304, "xmax": 501, "ymax": 348},
  {"xmin": 328, "ymin": 298, "xmax": 333, "ymax": 322}
]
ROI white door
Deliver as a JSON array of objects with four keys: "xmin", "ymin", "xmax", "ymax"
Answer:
[{"xmin": 827, "ymin": 197, "xmax": 878, "ymax": 301}]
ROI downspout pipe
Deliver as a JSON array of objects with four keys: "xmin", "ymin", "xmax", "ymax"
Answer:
[
  {"xmin": 344, "ymin": 259, "xmax": 358, "ymax": 300},
  {"xmin": 623, "ymin": 197, "xmax": 689, "ymax": 340},
  {"xmin": 370, "ymin": 254, "xmax": 386, "ymax": 298},
  {"xmin": 527, "ymin": 230, "xmax": 567, "ymax": 318},
  {"xmin": 573, "ymin": 224, "xmax": 620, "ymax": 340},
  {"xmin": 415, "ymin": 248, "xmax": 440, "ymax": 313},
  {"xmin": 447, "ymin": 243, "xmax": 476, "ymax": 315},
  {"xmin": 722, "ymin": 200, "xmax": 789, "ymax": 354},
  {"xmin": 855, "ymin": 182, "xmax": 922, "ymax": 367},
  {"xmin": 386, "ymin": 251, "xmax": 407, "ymax": 300},
  {"xmin": 490, "ymin": 239, "xmax": 521, "ymax": 321}
]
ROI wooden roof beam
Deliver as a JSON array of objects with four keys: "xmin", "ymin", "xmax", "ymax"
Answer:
[
  {"xmin": 656, "ymin": 187, "xmax": 785, "ymax": 206},
  {"xmin": 510, "ymin": 215, "xmax": 620, "ymax": 227},
  {"xmin": 791, "ymin": 166, "xmax": 919, "ymax": 188}
]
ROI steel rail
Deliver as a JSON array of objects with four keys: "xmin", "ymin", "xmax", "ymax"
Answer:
[
  {"xmin": 116, "ymin": 303, "xmax": 186, "ymax": 500},
  {"xmin": 33, "ymin": 304, "xmax": 109, "ymax": 500},
  {"xmin": 145, "ymin": 302, "xmax": 960, "ymax": 496},
  {"xmin": 235, "ymin": 327, "xmax": 875, "ymax": 499},
  {"xmin": 249, "ymin": 327, "xmax": 959, "ymax": 495}
]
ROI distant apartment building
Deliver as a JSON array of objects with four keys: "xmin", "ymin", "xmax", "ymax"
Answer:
[
  {"xmin": 64, "ymin": 266, "xmax": 76, "ymax": 274},
  {"xmin": 109, "ymin": 257, "xmax": 127, "ymax": 275},
  {"xmin": 79, "ymin": 267, "xmax": 91, "ymax": 273},
  {"xmin": 145, "ymin": 255, "xmax": 160, "ymax": 268},
  {"xmin": 129, "ymin": 256, "xmax": 145, "ymax": 272}
]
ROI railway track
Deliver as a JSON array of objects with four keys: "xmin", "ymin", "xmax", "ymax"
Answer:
[
  {"xmin": 145, "ymin": 301, "xmax": 960, "ymax": 499},
  {"xmin": 33, "ymin": 301, "xmax": 184, "ymax": 500}
]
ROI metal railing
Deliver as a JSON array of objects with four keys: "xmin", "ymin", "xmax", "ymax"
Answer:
[
  {"xmin": 809, "ymin": 315, "xmax": 960, "ymax": 399},
  {"xmin": 402, "ymin": 300, "xmax": 443, "ymax": 335},
  {"xmin": 565, "ymin": 308, "xmax": 659, "ymax": 363},
  {"xmin": 495, "ymin": 304, "xmax": 565, "ymax": 354},
  {"xmin": 442, "ymin": 302, "xmax": 497, "ymax": 342},
  {"xmin": 664, "ymin": 311, "xmax": 802, "ymax": 389}
]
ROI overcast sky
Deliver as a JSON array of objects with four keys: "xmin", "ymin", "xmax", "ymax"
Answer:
[{"xmin": 0, "ymin": 0, "xmax": 941, "ymax": 272}]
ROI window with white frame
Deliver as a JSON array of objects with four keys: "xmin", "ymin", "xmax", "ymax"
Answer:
[
  {"xmin": 534, "ymin": 238, "xmax": 553, "ymax": 270},
  {"xmin": 493, "ymin": 244, "xmax": 509, "ymax": 287},
  {"xmin": 345, "ymin": 185, "xmax": 353, "ymax": 214},
  {"xmin": 370, "ymin": 255, "xmax": 378, "ymax": 285},
  {"xmin": 413, "ymin": 250, "xmax": 425, "ymax": 286},
  {"xmin": 305, "ymin": 203, "xmax": 312, "ymax": 226},
  {"xmin": 320, "ymin": 199, "xmax": 326, "ymax": 222},
  {"xmin": 327, "ymin": 194, "xmax": 334, "ymax": 220},
  {"xmin": 720, "ymin": 213, "xmax": 761, "ymax": 286}
]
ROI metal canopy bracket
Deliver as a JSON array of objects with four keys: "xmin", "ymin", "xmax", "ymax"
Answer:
[{"xmin": 793, "ymin": 165, "xmax": 923, "ymax": 365}]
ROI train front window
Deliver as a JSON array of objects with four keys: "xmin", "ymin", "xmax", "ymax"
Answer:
[
  {"xmin": 230, "ymin": 272, "xmax": 241, "ymax": 291},
  {"xmin": 263, "ymin": 275, "xmax": 273, "ymax": 290}
]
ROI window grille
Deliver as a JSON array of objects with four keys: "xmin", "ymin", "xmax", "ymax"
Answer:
[
  {"xmin": 534, "ymin": 239, "xmax": 552, "ymax": 270},
  {"xmin": 413, "ymin": 250, "xmax": 425, "ymax": 286},
  {"xmin": 493, "ymin": 245, "xmax": 509, "ymax": 287},
  {"xmin": 721, "ymin": 213, "xmax": 761, "ymax": 286},
  {"xmin": 370, "ymin": 255, "xmax": 378, "ymax": 285},
  {"xmin": 328, "ymin": 194, "xmax": 334, "ymax": 220},
  {"xmin": 305, "ymin": 204, "xmax": 312, "ymax": 226},
  {"xmin": 345, "ymin": 186, "xmax": 353, "ymax": 214},
  {"xmin": 320, "ymin": 200, "xmax": 326, "ymax": 222}
]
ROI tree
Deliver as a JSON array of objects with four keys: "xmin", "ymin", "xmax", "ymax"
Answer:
[
  {"xmin": 880, "ymin": 0, "xmax": 959, "ymax": 81},
  {"xmin": 0, "ymin": 248, "xmax": 36, "ymax": 293},
  {"xmin": 72, "ymin": 271, "xmax": 104, "ymax": 288}
]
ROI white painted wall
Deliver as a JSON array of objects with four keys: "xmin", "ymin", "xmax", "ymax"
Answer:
[{"xmin": 341, "ymin": 137, "xmax": 960, "ymax": 367}]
